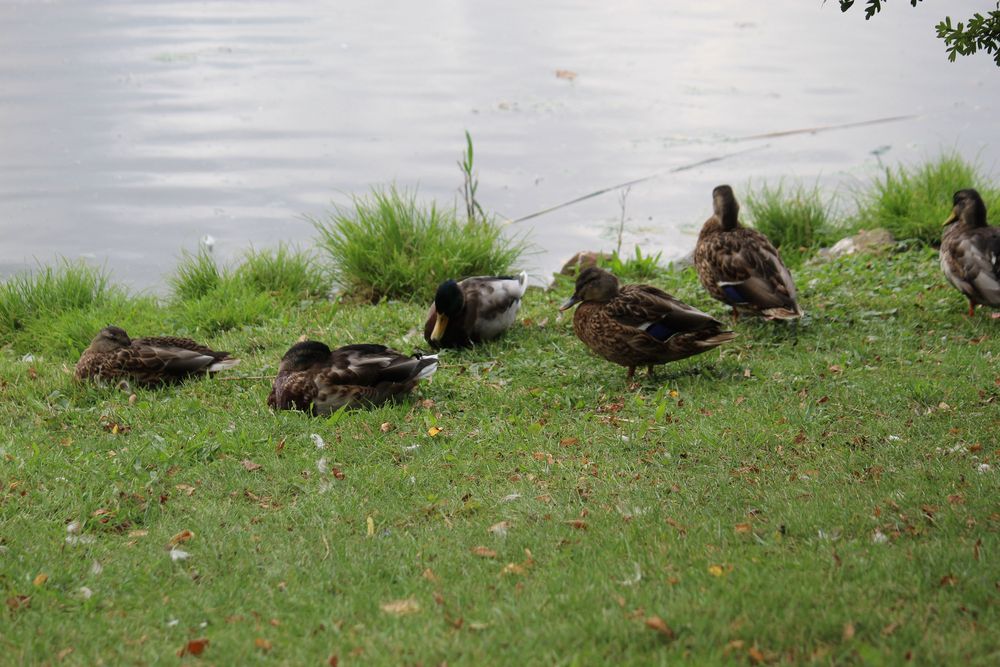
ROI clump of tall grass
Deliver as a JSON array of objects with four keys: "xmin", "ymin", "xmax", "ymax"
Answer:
[
  {"xmin": 600, "ymin": 246, "xmax": 665, "ymax": 282},
  {"xmin": 0, "ymin": 260, "xmax": 117, "ymax": 340},
  {"xmin": 168, "ymin": 249, "xmax": 223, "ymax": 300},
  {"xmin": 234, "ymin": 244, "xmax": 329, "ymax": 300},
  {"xmin": 851, "ymin": 153, "xmax": 1000, "ymax": 245},
  {"xmin": 743, "ymin": 181, "xmax": 837, "ymax": 265},
  {"xmin": 311, "ymin": 186, "xmax": 526, "ymax": 302}
]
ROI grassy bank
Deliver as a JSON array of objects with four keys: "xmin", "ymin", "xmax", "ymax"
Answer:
[{"xmin": 1, "ymin": 244, "xmax": 997, "ymax": 665}]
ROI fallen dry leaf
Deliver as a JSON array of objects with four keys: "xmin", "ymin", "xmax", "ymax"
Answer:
[
  {"xmin": 178, "ymin": 638, "xmax": 209, "ymax": 657},
  {"xmin": 175, "ymin": 484, "xmax": 196, "ymax": 496},
  {"xmin": 57, "ymin": 647, "xmax": 74, "ymax": 661},
  {"xmin": 167, "ymin": 529, "xmax": 194, "ymax": 548},
  {"xmin": 489, "ymin": 521, "xmax": 510, "ymax": 536},
  {"xmin": 254, "ymin": 638, "xmax": 272, "ymax": 652},
  {"xmin": 939, "ymin": 574, "xmax": 958, "ymax": 587},
  {"xmin": 366, "ymin": 516, "xmax": 374, "ymax": 537},
  {"xmin": 422, "ymin": 568, "xmax": 438, "ymax": 583},
  {"xmin": 565, "ymin": 519, "xmax": 588, "ymax": 530},
  {"xmin": 6, "ymin": 595, "xmax": 30, "ymax": 612},
  {"xmin": 33, "ymin": 573, "xmax": 48, "ymax": 587},
  {"xmin": 241, "ymin": 459, "xmax": 262, "ymax": 472},
  {"xmin": 471, "ymin": 546, "xmax": 497, "ymax": 559},
  {"xmin": 707, "ymin": 565, "xmax": 725, "ymax": 577},
  {"xmin": 381, "ymin": 598, "xmax": 420, "ymax": 616},
  {"xmin": 748, "ymin": 646, "xmax": 766, "ymax": 664},
  {"xmin": 559, "ymin": 437, "xmax": 579, "ymax": 447},
  {"xmin": 734, "ymin": 522, "xmax": 752, "ymax": 534},
  {"xmin": 843, "ymin": 622, "xmax": 855, "ymax": 641},
  {"xmin": 427, "ymin": 426, "xmax": 442, "ymax": 437},
  {"xmin": 380, "ymin": 422, "xmax": 393, "ymax": 433},
  {"xmin": 644, "ymin": 615, "xmax": 675, "ymax": 639}
]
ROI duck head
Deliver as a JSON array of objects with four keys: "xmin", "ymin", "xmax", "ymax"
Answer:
[
  {"xmin": 278, "ymin": 340, "xmax": 332, "ymax": 371},
  {"xmin": 429, "ymin": 279, "xmax": 464, "ymax": 343},
  {"xmin": 944, "ymin": 189, "xmax": 987, "ymax": 228},
  {"xmin": 560, "ymin": 267, "xmax": 620, "ymax": 310},
  {"xmin": 712, "ymin": 184, "xmax": 740, "ymax": 230},
  {"xmin": 89, "ymin": 326, "xmax": 132, "ymax": 353}
]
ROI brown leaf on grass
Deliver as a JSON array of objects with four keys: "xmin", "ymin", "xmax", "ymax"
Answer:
[
  {"xmin": 559, "ymin": 437, "xmax": 579, "ymax": 447},
  {"xmin": 748, "ymin": 646, "xmax": 766, "ymax": 664},
  {"xmin": 427, "ymin": 426, "xmax": 442, "ymax": 437},
  {"xmin": 471, "ymin": 546, "xmax": 497, "ymax": 558},
  {"xmin": 665, "ymin": 517, "xmax": 687, "ymax": 534},
  {"xmin": 565, "ymin": 519, "xmax": 588, "ymax": 530},
  {"xmin": 57, "ymin": 647, "xmax": 74, "ymax": 661},
  {"xmin": 422, "ymin": 568, "xmax": 438, "ymax": 583},
  {"xmin": 167, "ymin": 530, "xmax": 194, "ymax": 548},
  {"xmin": 128, "ymin": 529, "xmax": 148, "ymax": 538},
  {"xmin": 947, "ymin": 494, "xmax": 965, "ymax": 505},
  {"xmin": 842, "ymin": 622, "xmax": 855, "ymax": 640},
  {"xmin": 254, "ymin": 638, "xmax": 272, "ymax": 652},
  {"xmin": 178, "ymin": 638, "xmax": 209, "ymax": 657},
  {"xmin": 644, "ymin": 615, "xmax": 675, "ymax": 639},
  {"xmin": 828, "ymin": 364, "xmax": 843, "ymax": 374},
  {"xmin": 33, "ymin": 573, "xmax": 48, "ymax": 587},
  {"xmin": 175, "ymin": 484, "xmax": 196, "ymax": 496},
  {"xmin": 489, "ymin": 521, "xmax": 510, "ymax": 536},
  {"xmin": 275, "ymin": 438, "xmax": 286, "ymax": 454},
  {"xmin": 328, "ymin": 656, "xmax": 339, "ymax": 667},
  {"xmin": 881, "ymin": 621, "xmax": 900, "ymax": 636},
  {"xmin": 380, "ymin": 422, "xmax": 393, "ymax": 433},
  {"xmin": 331, "ymin": 466, "xmax": 346, "ymax": 480},
  {"xmin": 241, "ymin": 459, "xmax": 262, "ymax": 472},
  {"xmin": 6, "ymin": 595, "xmax": 30, "ymax": 612},
  {"xmin": 939, "ymin": 574, "xmax": 958, "ymax": 587},
  {"xmin": 734, "ymin": 522, "xmax": 752, "ymax": 534},
  {"xmin": 381, "ymin": 598, "xmax": 420, "ymax": 615},
  {"xmin": 532, "ymin": 451, "xmax": 554, "ymax": 465}
]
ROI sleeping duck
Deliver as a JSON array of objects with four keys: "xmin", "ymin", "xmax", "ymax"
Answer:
[
  {"xmin": 940, "ymin": 188, "xmax": 1000, "ymax": 317},
  {"xmin": 694, "ymin": 185, "xmax": 804, "ymax": 321},
  {"xmin": 75, "ymin": 326, "xmax": 240, "ymax": 388},
  {"xmin": 559, "ymin": 267, "xmax": 736, "ymax": 380},
  {"xmin": 424, "ymin": 272, "xmax": 528, "ymax": 348},
  {"xmin": 267, "ymin": 341, "xmax": 438, "ymax": 415}
]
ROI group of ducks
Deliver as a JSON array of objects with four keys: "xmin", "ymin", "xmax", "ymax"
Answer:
[{"xmin": 74, "ymin": 186, "xmax": 1000, "ymax": 414}]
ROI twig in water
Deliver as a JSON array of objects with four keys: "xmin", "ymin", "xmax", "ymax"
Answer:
[{"xmin": 615, "ymin": 186, "xmax": 632, "ymax": 256}]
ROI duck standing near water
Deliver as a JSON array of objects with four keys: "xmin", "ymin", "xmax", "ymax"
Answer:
[
  {"xmin": 559, "ymin": 267, "xmax": 736, "ymax": 381},
  {"xmin": 424, "ymin": 272, "xmax": 529, "ymax": 348},
  {"xmin": 940, "ymin": 188, "xmax": 1000, "ymax": 318},
  {"xmin": 694, "ymin": 185, "xmax": 804, "ymax": 322}
]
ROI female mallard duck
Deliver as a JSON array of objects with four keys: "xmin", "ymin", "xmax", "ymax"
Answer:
[
  {"xmin": 75, "ymin": 326, "xmax": 240, "ymax": 388},
  {"xmin": 694, "ymin": 185, "xmax": 803, "ymax": 321},
  {"xmin": 940, "ymin": 188, "xmax": 1000, "ymax": 317},
  {"xmin": 559, "ymin": 267, "xmax": 736, "ymax": 380},
  {"xmin": 267, "ymin": 341, "xmax": 438, "ymax": 415},
  {"xmin": 424, "ymin": 272, "xmax": 528, "ymax": 348}
]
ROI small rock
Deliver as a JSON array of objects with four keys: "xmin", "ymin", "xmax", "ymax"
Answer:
[{"xmin": 817, "ymin": 228, "xmax": 895, "ymax": 260}]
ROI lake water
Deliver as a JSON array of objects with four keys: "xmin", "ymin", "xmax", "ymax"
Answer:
[{"xmin": 1, "ymin": 0, "xmax": 997, "ymax": 291}]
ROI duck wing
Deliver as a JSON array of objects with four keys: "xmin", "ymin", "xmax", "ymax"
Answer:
[
  {"xmin": 943, "ymin": 227, "xmax": 1000, "ymax": 306},
  {"xmin": 709, "ymin": 229, "xmax": 802, "ymax": 317},
  {"xmin": 610, "ymin": 285, "xmax": 725, "ymax": 339},
  {"xmin": 134, "ymin": 336, "xmax": 240, "ymax": 371},
  {"xmin": 459, "ymin": 272, "xmax": 528, "ymax": 340},
  {"xmin": 120, "ymin": 340, "xmax": 229, "ymax": 375}
]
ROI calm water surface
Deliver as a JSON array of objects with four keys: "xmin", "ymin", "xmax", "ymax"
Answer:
[{"xmin": 1, "ymin": 0, "xmax": 997, "ymax": 290}]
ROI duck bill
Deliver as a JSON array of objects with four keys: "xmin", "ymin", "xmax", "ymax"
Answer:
[
  {"xmin": 559, "ymin": 295, "xmax": 581, "ymax": 311},
  {"xmin": 430, "ymin": 315, "xmax": 449, "ymax": 342},
  {"xmin": 943, "ymin": 210, "xmax": 958, "ymax": 226}
]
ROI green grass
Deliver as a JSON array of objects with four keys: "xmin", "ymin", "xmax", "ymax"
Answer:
[
  {"xmin": 168, "ymin": 249, "xmax": 223, "ymax": 301},
  {"xmin": 2, "ymin": 247, "xmax": 998, "ymax": 665},
  {"xmin": 851, "ymin": 153, "xmax": 1000, "ymax": 245},
  {"xmin": 233, "ymin": 244, "xmax": 329, "ymax": 301},
  {"xmin": 743, "ymin": 181, "xmax": 837, "ymax": 265},
  {"xmin": 310, "ymin": 186, "xmax": 527, "ymax": 302}
]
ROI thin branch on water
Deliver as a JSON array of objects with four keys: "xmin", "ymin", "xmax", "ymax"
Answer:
[{"xmin": 615, "ymin": 186, "xmax": 631, "ymax": 257}]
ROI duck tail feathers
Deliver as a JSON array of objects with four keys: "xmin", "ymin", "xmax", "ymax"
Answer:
[
  {"xmin": 208, "ymin": 358, "xmax": 241, "ymax": 372},
  {"xmin": 414, "ymin": 354, "xmax": 439, "ymax": 380}
]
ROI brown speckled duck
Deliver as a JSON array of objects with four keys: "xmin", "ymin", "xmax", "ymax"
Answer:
[
  {"xmin": 267, "ymin": 341, "xmax": 438, "ymax": 415},
  {"xmin": 75, "ymin": 326, "xmax": 240, "ymax": 388},
  {"xmin": 559, "ymin": 267, "xmax": 736, "ymax": 380},
  {"xmin": 424, "ymin": 272, "xmax": 528, "ymax": 348},
  {"xmin": 940, "ymin": 188, "xmax": 1000, "ymax": 317},
  {"xmin": 694, "ymin": 185, "xmax": 803, "ymax": 321}
]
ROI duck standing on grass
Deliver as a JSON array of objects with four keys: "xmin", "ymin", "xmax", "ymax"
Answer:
[
  {"xmin": 694, "ymin": 185, "xmax": 804, "ymax": 321},
  {"xmin": 940, "ymin": 188, "xmax": 1000, "ymax": 318},
  {"xmin": 424, "ymin": 272, "xmax": 529, "ymax": 348},
  {"xmin": 559, "ymin": 267, "xmax": 736, "ymax": 381},
  {"xmin": 75, "ymin": 326, "xmax": 240, "ymax": 388},
  {"xmin": 267, "ymin": 341, "xmax": 438, "ymax": 415}
]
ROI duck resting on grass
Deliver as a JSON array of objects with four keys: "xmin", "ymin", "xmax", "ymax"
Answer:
[
  {"xmin": 940, "ymin": 188, "xmax": 1000, "ymax": 318},
  {"xmin": 75, "ymin": 326, "xmax": 240, "ymax": 388},
  {"xmin": 267, "ymin": 341, "xmax": 438, "ymax": 415},
  {"xmin": 424, "ymin": 272, "xmax": 528, "ymax": 348},
  {"xmin": 559, "ymin": 266, "xmax": 736, "ymax": 381},
  {"xmin": 694, "ymin": 185, "xmax": 804, "ymax": 321}
]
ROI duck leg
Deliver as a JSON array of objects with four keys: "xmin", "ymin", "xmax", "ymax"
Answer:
[
  {"xmin": 967, "ymin": 300, "xmax": 976, "ymax": 317},
  {"xmin": 626, "ymin": 366, "xmax": 636, "ymax": 381},
  {"xmin": 647, "ymin": 364, "xmax": 656, "ymax": 378}
]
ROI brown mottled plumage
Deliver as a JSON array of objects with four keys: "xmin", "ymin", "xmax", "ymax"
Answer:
[
  {"xmin": 267, "ymin": 341, "xmax": 438, "ymax": 415},
  {"xmin": 694, "ymin": 185, "xmax": 803, "ymax": 321},
  {"xmin": 74, "ymin": 326, "xmax": 240, "ymax": 388},
  {"xmin": 559, "ymin": 267, "xmax": 736, "ymax": 380},
  {"xmin": 940, "ymin": 188, "xmax": 1000, "ymax": 317},
  {"xmin": 424, "ymin": 272, "xmax": 528, "ymax": 348}
]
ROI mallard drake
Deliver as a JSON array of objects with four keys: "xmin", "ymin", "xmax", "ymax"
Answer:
[
  {"xmin": 75, "ymin": 326, "xmax": 240, "ymax": 388},
  {"xmin": 940, "ymin": 188, "xmax": 1000, "ymax": 317},
  {"xmin": 559, "ymin": 267, "xmax": 736, "ymax": 380},
  {"xmin": 694, "ymin": 185, "xmax": 804, "ymax": 321},
  {"xmin": 267, "ymin": 341, "xmax": 438, "ymax": 415},
  {"xmin": 424, "ymin": 272, "xmax": 528, "ymax": 348}
]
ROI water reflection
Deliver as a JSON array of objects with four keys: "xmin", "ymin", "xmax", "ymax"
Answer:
[{"xmin": 0, "ymin": 0, "xmax": 996, "ymax": 290}]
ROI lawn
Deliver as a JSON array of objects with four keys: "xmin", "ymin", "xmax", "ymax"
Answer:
[{"xmin": 0, "ymin": 247, "xmax": 997, "ymax": 665}]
